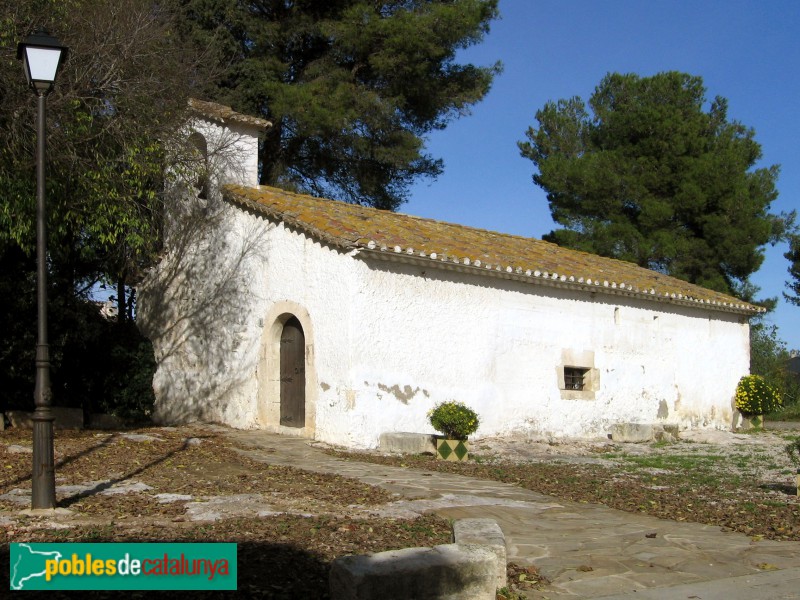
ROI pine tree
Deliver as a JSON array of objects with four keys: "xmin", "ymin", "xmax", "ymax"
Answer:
[
  {"xmin": 519, "ymin": 72, "xmax": 782, "ymax": 297},
  {"xmin": 179, "ymin": 0, "xmax": 501, "ymax": 210}
]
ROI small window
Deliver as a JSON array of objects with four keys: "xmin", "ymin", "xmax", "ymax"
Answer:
[
  {"xmin": 564, "ymin": 367, "xmax": 589, "ymax": 391},
  {"xmin": 188, "ymin": 131, "xmax": 210, "ymax": 199}
]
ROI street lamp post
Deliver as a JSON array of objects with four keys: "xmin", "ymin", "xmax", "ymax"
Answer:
[{"xmin": 17, "ymin": 29, "xmax": 68, "ymax": 510}]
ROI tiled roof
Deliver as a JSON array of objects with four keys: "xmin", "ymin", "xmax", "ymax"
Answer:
[
  {"xmin": 224, "ymin": 184, "xmax": 762, "ymax": 315},
  {"xmin": 188, "ymin": 98, "xmax": 272, "ymax": 131}
]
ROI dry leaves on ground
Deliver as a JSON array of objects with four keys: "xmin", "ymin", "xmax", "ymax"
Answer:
[
  {"xmin": 330, "ymin": 433, "xmax": 800, "ymax": 542},
  {"xmin": 0, "ymin": 427, "xmax": 453, "ymax": 599}
]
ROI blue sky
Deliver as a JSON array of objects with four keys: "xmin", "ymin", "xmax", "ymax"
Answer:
[{"xmin": 405, "ymin": 0, "xmax": 800, "ymax": 349}]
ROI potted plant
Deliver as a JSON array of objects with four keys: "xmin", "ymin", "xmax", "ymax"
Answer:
[
  {"xmin": 734, "ymin": 374, "xmax": 782, "ymax": 430},
  {"xmin": 427, "ymin": 401, "xmax": 480, "ymax": 461}
]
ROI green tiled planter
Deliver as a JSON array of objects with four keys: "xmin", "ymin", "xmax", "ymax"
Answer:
[
  {"xmin": 436, "ymin": 438, "xmax": 469, "ymax": 461},
  {"xmin": 747, "ymin": 414, "xmax": 764, "ymax": 430},
  {"xmin": 737, "ymin": 413, "xmax": 765, "ymax": 432}
]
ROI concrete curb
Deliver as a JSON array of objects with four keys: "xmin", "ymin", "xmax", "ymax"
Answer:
[
  {"xmin": 330, "ymin": 518, "xmax": 506, "ymax": 600},
  {"xmin": 378, "ymin": 432, "xmax": 436, "ymax": 454},
  {"xmin": 452, "ymin": 518, "xmax": 507, "ymax": 590}
]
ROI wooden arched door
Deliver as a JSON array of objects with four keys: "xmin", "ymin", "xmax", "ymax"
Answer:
[{"xmin": 280, "ymin": 316, "xmax": 305, "ymax": 428}]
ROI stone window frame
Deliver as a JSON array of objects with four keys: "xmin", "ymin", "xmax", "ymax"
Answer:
[
  {"xmin": 188, "ymin": 131, "xmax": 211, "ymax": 199},
  {"xmin": 557, "ymin": 350, "xmax": 599, "ymax": 400}
]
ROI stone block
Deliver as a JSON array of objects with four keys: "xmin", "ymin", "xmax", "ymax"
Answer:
[
  {"xmin": 52, "ymin": 407, "xmax": 84, "ymax": 429},
  {"xmin": 6, "ymin": 408, "xmax": 84, "ymax": 430},
  {"xmin": 654, "ymin": 424, "xmax": 680, "ymax": 442},
  {"xmin": 378, "ymin": 432, "xmax": 436, "ymax": 455},
  {"xmin": 610, "ymin": 423, "xmax": 654, "ymax": 443},
  {"xmin": 87, "ymin": 413, "xmax": 125, "ymax": 430},
  {"xmin": 452, "ymin": 519, "xmax": 506, "ymax": 590},
  {"xmin": 330, "ymin": 543, "xmax": 500, "ymax": 600},
  {"xmin": 6, "ymin": 411, "xmax": 33, "ymax": 429},
  {"xmin": 611, "ymin": 423, "xmax": 682, "ymax": 443}
]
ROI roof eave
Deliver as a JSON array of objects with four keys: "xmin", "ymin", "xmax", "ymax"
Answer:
[
  {"xmin": 359, "ymin": 248, "xmax": 762, "ymax": 317},
  {"xmin": 188, "ymin": 99, "xmax": 272, "ymax": 134},
  {"xmin": 222, "ymin": 184, "xmax": 762, "ymax": 318}
]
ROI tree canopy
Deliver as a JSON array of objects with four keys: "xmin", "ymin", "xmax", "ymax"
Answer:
[
  {"xmin": 519, "ymin": 71, "xmax": 783, "ymax": 299},
  {"xmin": 784, "ymin": 235, "xmax": 800, "ymax": 307},
  {"xmin": 178, "ymin": 0, "xmax": 501, "ymax": 210},
  {"xmin": 0, "ymin": 0, "xmax": 203, "ymax": 414},
  {"xmin": 0, "ymin": 0, "xmax": 500, "ymax": 414},
  {"xmin": 1, "ymin": 0, "xmax": 203, "ymax": 294}
]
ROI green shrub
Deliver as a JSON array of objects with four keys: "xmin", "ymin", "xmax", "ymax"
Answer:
[
  {"xmin": 98, "ymin": 327, "xmax": 156, "ymax": 421},
  {"xmin": 786, "ymin": 439, "xmax": 800, "ymax": 467},
  {"xmin": 427, "ymin": 401, "xmax": 479, "ymax": 440},
  {"xmin": 734, "ymin": 374, "xmax": 782, "ymax": 416},
  {"xmin": 750, "ymin": 322, "xmax": 800, "ymax": 415}
]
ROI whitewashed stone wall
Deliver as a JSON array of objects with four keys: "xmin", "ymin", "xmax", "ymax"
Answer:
[
  {"xmin": 267, "ymin": 234, "xmax": 749, "ymax": 448},
  {"xmin": 138, "ymin": 115, "xmax": 269, "ymax": 427},
  {"xmin": 141, "ymin": 204, "xmax": 750, "ymax": 448},
  {"xmin": 138, "ymin": 116, "xmax": 751, "ymax": 449}
]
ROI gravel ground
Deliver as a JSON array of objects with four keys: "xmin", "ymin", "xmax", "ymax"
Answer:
[
  {"xmin": 2, "ymin": 423, "xmax": 798, "ymax": 598},
  {"xmin": 332, "ymin": 424, "xmax": 800, "ymax": 542},
  {"xmin": 0, "ymin": 426, "xmax": 453, "ymax": 598}
]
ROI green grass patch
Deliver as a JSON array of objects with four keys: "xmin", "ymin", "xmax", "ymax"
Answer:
[
  {"xmin": 650, "ymin": 440, "xmax": 672, "ymax": 449},
  {"xmin": 398, "ymin": 520, "xmax": 442, "ymax": 536},
  {"xmin": 767, "ymin": 402, "xmax": 800, "ymax": 421},
  {"xmin": 621, "ymin": 454, "xmax": 724, "ymax": 470},
  {"xmin": 742, "ymin": 501, "xmax": 759, "ymax": 513},
  {"xmin": 598, "ymin": 452, "xmax": 623, "ymax": 459},
  {"xmin": 732, "ymin": 455, "xmax": 753, "ymax": 467}
]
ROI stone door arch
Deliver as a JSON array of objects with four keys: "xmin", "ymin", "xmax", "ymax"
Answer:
[{"xmin": 258, "ymin": 302, "xmax": 317, "ymax": 437}]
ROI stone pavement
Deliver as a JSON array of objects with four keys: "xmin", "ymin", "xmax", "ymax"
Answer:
[{"xmin": 227, "ymin": 429, "xmax": 800, "ymax": 599}]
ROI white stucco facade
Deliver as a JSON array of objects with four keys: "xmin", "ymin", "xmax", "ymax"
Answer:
[{"xmin": 138, "ymin": 108, "xmax": 753, "ymax": 449}]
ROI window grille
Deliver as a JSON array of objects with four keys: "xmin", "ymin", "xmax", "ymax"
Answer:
[{"xmin": 564, "ymin": 367, "xmax": 589, "ymax": 391}]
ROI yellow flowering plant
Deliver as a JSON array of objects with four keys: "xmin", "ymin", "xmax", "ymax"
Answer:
[
  {"xmin": 427, "ymin": 401, "xmax": 480, "ymax": 441},
  {"xmin": 734, "ymin": 375, "xmax": 781, "ymax": 416}
]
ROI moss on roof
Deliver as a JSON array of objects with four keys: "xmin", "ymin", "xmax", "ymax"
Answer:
[
  {"xmin": 224, "ymin": 184, "xmax": 761, "ymax": 315},
  {"xmin": 188, "ymin": 99, "xmax": 272, "ymax": 131}
]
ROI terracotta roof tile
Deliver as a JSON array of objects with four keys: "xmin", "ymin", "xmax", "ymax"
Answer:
[
  {"xmin": 224, "ymin": 184, "xmax": 762, "ymax": 315},
  {"xmin": 188, "ymin": 99, "xmax": 272, "ymax": 131}
]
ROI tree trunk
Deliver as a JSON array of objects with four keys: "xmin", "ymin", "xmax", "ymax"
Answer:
[
  {"xmin": 127, "ymin": 288, "xmax": 136, "ymax": 322},
  {"xmin": 117, "ymin": 273, "xmax": 127, "ymax": 324}
]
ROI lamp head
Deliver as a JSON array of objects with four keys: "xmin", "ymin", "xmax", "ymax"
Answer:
[{"xmin": 17, "ymin": 29, "xmax": 68, "ymax": 95}]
